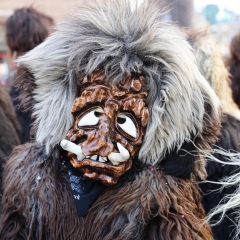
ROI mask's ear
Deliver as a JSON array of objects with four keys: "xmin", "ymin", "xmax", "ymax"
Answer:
[
  {"xmin": 15, "ymin": 65, "xmax": 36, "ymax": 111},
  {"xmin": 15, "ymin": 34, "xmax": 79, "ymax": 155}
]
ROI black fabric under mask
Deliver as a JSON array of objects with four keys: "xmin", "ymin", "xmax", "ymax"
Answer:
[{"xmin": 66, "ymin": 158, "xmax": 106, "ymax": 216}]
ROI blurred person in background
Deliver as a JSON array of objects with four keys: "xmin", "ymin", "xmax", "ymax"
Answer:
[
  {"xmin": 5, "ymin": 7, "xmax": 54, "ymax": 144},
  {"xmin": 229, "ymin": 33, "xmax": 240, "ymax": 109},
  {"xmin": 189, "ymin": 30, "xmax": 240, "ymax": 240}
]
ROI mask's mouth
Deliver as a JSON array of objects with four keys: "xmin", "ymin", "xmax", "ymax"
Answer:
[
  {"xmin": 60, "ymin": 139, "xmax": 132, "ymax": 185},
  {"xmin": 60, "ymin": 139, "xmax": 130, "ymax": 166}
]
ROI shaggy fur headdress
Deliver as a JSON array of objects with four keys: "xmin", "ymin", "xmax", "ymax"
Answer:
[
  {"xmin": 16, "ymin": 0, "xmax": 220, "ymax": 166},
  {"xmin": 189, "ymin": 30, "xmax": 240, "ymax": 121}
]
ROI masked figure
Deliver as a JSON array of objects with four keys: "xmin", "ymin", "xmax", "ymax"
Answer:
[
  {"xmin": 188, "ymin": 30, "xmax": 240, "ymax": 240},
  {"xmin": 0, "ymin": 1, "xmax": 221, "ymax": 239},
  {"xmin": 5, "ymin": 7, "xmax": 54, "ymax": 144}
]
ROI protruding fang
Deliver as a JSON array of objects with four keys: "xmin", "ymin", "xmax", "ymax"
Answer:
[
  {"xmin": 91, "ymin": 155, "xmax": 98, "ymax": 160},
  {"xmin": 60, "ymin": 139, "xmax": 85, "ymax": 161},
  {"xmin": 86, "ymin": 156, "xmax": 90, "ymax": 159},
  {"xmin": 117, "ymin": 143, "xmax": 130, "ymax": 159},
  {"xmin": 108, "ymin": 143, "xmax": 130, "ymax": 165}
]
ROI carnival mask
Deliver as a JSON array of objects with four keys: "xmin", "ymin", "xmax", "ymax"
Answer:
[{"xmin": 61, "ymin": 70, "xmax": 149, "ymax": 185}]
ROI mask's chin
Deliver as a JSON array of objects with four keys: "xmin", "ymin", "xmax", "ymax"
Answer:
[{"xmin": 69, "ymin": 155, "xmax": 132, "ymax": 185}]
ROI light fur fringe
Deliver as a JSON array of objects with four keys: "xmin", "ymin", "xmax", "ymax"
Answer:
[{"xmin": 190, "ymin": 30, "xmax": 240, "ymax": 120}]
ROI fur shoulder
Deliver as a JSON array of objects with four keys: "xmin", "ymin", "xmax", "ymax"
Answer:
[{"xmin": 0, "ymin": 143, "xmax": 79, "ymax": 240}]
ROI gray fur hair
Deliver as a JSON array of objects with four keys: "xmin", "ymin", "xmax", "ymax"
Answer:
[
  {"xmin": 190, "ymin": 30, "xmax": 240, "ymax": 121},
  {"xmin": 206, "ymin": 150, "xmax": 240, "ymax": 239},
  {"xmin": 17, "ymin": 0, "xmax": 220, "ymax": 165}
]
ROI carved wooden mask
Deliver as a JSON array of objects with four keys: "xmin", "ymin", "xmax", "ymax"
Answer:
[{"xmin": 61, "ymin": 69, "xmax": 149, "ymax": 185}]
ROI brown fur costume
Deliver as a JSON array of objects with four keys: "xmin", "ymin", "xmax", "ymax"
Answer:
[
  {"xmin": 0, "ymin": 86, "xmax": 20, "ymax": 193},
  {"xmin": 1, "ymin": 143, "xmax": 214, "ymax": 240},
  {"xmin": 0, "ymin": 1, "xmax": 221, "ymax": 239}
]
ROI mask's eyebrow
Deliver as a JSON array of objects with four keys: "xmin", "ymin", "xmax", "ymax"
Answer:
[
  {"xmin": 72, "ymin": 86, "xmax": 109, "ymax": 113},
  {"xmin": 123, "ymin": 98, "xmax": 149, "ymax": 127},
  {"xmin": 112, "ymin": 78, "xmax": 148, "ymax": 99}
]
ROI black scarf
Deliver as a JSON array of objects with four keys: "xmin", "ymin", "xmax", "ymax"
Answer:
[{"xmin": 66, "ymin": 158, "xmax": 106, "ymax": 216}]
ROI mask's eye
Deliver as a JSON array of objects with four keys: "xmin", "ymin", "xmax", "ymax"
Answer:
[
  {"xmin": 78, "ymin": 107, "xmax": 104, "ymax": 127},
  {"xmin": 116, "ymin": 113, "xmax": 137, "ymax": 138}
]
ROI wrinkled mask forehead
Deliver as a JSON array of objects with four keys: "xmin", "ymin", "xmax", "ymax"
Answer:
[{"xmin": 61, "ymin": 69, "xmax": 149, "ymax": 185}]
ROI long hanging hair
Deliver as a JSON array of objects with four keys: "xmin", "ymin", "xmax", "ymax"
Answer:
[
  {"xmin": 1, "ymin": 1, "xmax": 221, "ymax": 239},
  {"xmin": 206, "ymin": 151, "xmax": 240, "ymax": 240}
]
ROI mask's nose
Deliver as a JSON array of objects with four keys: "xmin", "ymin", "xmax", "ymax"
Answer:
[{"xmin": 81, "ymin": 114, "xmax": 114, "ymax": 157}]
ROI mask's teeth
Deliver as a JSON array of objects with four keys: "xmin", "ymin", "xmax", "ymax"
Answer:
[
  {"xmin": 99, "ymin": 156, "xmax": 107, "ymax": 162},
  {"xmin": 91, "ymin": 155, "xmax": 98, "ymax": 160},
  {"xmin": 85, "ymin": 156, "xmax": 90, "ymax": 159}
]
